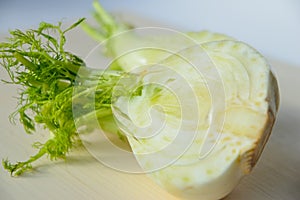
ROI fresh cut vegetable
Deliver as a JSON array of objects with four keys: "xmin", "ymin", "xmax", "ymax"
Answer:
[{"xmin": 0, "ymin": 1, "xmax": 279, "ymax": 200}]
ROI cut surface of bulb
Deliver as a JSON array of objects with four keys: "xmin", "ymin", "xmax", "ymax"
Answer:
[{"xmin": 112, "ymin": 39, "xmax": 279, "ymax": 200}]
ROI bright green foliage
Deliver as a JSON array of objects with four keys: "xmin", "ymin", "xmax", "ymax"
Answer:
[{"xmin": 0, "ymin": 18, "xmax": 126, "ymax": 176}]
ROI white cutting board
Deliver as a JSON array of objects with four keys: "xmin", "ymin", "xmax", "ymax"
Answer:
[{"xmin": 0, "ymin": 15, "xmax": 300, "ymax": 200}]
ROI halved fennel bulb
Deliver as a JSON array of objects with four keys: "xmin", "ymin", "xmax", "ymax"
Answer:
[{"xmin": 112, "ymin": 40, "xmax": 279, "ymax": 200}]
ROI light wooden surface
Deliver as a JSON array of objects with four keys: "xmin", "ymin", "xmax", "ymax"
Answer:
[{"xmin": 1, "ymin": 16, "xmax": 300, "ymax": 200}]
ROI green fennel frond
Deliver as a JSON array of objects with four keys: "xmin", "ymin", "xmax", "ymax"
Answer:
[{"xmin": 0, "ymin": 18, "xmax": 125, "ymax": 176}]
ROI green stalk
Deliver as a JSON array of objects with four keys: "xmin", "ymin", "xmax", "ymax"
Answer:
[{"xmin": 81, "ymin": 0, "xmax": 129, "ymax": 43}]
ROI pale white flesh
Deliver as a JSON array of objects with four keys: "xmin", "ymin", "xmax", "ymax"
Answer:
[{"xmin": 112, "ymin": 34, "xmax": 279, "ymax": 200}]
